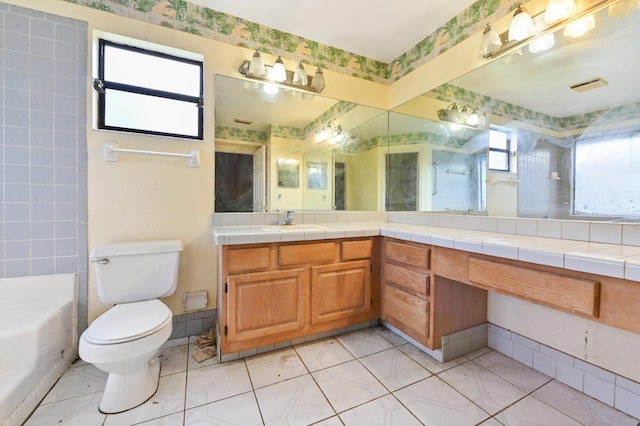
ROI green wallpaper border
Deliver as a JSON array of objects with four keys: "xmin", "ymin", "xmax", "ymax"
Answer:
[{"xmin": 63, "ymin": 0, "xmax": 521, "ymax": 84}]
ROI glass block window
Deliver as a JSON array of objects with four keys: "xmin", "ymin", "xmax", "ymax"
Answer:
[{"xmin": 574, "ymin": 133, "xmax": 640, "ymax": 217}]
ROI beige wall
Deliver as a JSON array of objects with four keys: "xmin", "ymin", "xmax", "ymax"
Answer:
[
  {"xmin": 14, "ymin": 0, "xmax": 387, "ymax": 323},
  {"xmin": 13, "ymin": 1, "xmax": 639, "ymax": 383},
  {"xmin": 347, "ymin": 147, "xmax": 384, "ymax": 211}
]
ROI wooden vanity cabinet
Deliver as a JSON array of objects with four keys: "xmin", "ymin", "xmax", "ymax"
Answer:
[
  {"xmin": 219, "ymin": 238, "xmax": 378, "ymax": 355},
  {"xmin": 381, "ymin": 238, "xmax": 487, "ymax": 350},
  {"xmin": 226, "ymin": 268, "xmax": 306, "ymax": 344}
]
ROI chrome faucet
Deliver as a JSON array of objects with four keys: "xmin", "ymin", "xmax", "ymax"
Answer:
[{"xmin": 283, "ymin": 210, "xmax": 295, "ymax": 225}]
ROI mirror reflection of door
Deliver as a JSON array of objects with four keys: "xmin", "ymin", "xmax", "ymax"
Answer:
[
  {"xmin": 215, "ymin": 152, "xmax": 254, "ymax": 212},
  {"xmin": 253, "ymin": 146, "xmax": 266, "ymax": 212},
  {"xmin": 334, "ymin": 161, "xmax": 346, "ymax": 210},
  {"xmin": 386, "ymin": 152, "xmax": 418, "ymax": 211}
]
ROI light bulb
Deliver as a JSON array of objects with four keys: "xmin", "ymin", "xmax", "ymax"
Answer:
[
  {"xmin": 292, "ymin": 61, "xmax": 308, "ymax": 86},
  {"xmin": 544, "ymin": 0, "xmax": 575, "ymax": 24},
  {"xmin": 508, "ymin": 5, "xmax": 535, "ymax": 41},
  {"xmin": 528, "ymin": 33, "xmax": 555, "ymax": 53},
  {"xmin": 564, "ymin": 15, "xmax": 595, "ymax": 38},
  {"xmin": 248, "ymin": 50, "xmax": 265, "ymax": 77},
  {"xmin": 263, "ymin": 83, "xmax": 279, "ymax": 95},
  {"xmin": 271, "ymin": 56, "xmax": 287, "ymax": 82},
  {"xmin": 310, "ymin": 68, "xmax": 325, "ymax": 92},
  {"xmin": 480, "ymin": 23, "xmax": 502, "ymax": 57},
  {"xmin": 467, "ymin": 110, "xmax": 480, "ymax": 126}
]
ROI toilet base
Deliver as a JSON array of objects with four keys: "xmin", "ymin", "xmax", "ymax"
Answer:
[{"xmin": 99, "ymin": 356, "xmax": 161, "ymax": 414}]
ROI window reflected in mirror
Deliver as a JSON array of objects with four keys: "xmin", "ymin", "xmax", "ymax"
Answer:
[
  {"xmin": 306, "ymin": 161, "xmax": 328, "ymax": 190},
  {"xmin": 277, "ymin": 158, "xmax": 300, "ymax": 188}
]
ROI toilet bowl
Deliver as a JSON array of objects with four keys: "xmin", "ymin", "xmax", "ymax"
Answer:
[{"xmin": 79, "ymin": 240, "xmax": 182, "ymax": 414}]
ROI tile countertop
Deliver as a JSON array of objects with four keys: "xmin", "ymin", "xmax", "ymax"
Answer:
[{"xmin": 212, "ymin": 222, "xmax": 640, "ymax": 283}]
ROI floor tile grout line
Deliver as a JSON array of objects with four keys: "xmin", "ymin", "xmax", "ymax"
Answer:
[{"xmin": 31, "ymin": 326, "xmax": 640, "ymax": 425}]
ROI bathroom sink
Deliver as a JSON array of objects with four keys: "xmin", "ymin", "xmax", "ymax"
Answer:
[{"xmin": 261, "ymin": 224, "xmax": 323, "ymax": 232}]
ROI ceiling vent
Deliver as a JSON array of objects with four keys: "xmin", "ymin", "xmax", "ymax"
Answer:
[
  {"xmin": 234, "ymin": 118, "xmax": 253, "ymax": 125},
  {"xmin": 570, "ymin": 78, "xmax": 608, "ymax": 93}
]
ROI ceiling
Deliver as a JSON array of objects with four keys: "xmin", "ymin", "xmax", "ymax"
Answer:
[
  {"xmin": 188, "ymin": 0, "xmax": 477, "ymax": 62},
  {"xmin": 214, "ymin": 4, "xmax": 640, "ymax": 138}
]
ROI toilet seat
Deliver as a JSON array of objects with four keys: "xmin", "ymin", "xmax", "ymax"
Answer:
[{"xmin": 85, "ymin": 299, "xmax": 172, "ymax": 344}]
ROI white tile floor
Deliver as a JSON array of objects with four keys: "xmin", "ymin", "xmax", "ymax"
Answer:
[{"xmin": 25, "ymin": 326, "xmax": 640, "ymax": 426}]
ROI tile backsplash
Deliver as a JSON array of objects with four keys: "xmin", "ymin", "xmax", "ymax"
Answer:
[
  {"xmin": 0, "ymin": 3, "xmax": 88, "ymax": 331},
  {"xmin": 388, "ymin": 212, "xmax": 640, "ymax": 247}
]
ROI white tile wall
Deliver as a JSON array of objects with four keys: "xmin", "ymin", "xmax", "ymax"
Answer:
[
  {"xmin": 590, "ymin": 222, "xmax": 623, "ymax": 245},
  {"xmin": 622, "ymin": 224, "xmax": 640, "ymax": 246},
  {"xmin": 561, "ymin": 220, "xmax": 591, "ymax": 241},
  {"xmin": 488, "ymin": 324, "xmax": 640, "ymax": 419},
  {"xmin": 0, "ymin": 4, "xmax": 88, "ymax": 331},
  {"xmin": 537, "ymin": 219, "xmax": 562, "ymax": 238}
]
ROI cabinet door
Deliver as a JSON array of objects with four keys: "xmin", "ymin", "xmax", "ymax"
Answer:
[
  {"xmin": 310, "ymin": 260, "xmax": 371, "ymax": 325},
  {"xmin": 227, "ymin": 268, "xmax": 306, "ymax": 343}
]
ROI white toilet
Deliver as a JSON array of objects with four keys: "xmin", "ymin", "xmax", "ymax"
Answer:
[{"xmin": 79, "ymin": 240, "xmax": 182, "ymax": 414}]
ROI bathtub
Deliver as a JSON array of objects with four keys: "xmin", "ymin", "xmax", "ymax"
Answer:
[{"xmin": 0, "ymin": 274, "xmax": 78, "ymax": 426}]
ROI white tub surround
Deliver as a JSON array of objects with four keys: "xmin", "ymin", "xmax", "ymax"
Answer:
[{"xmin": 0, "ymin": 274, "xmax": 78, "ymax": 426}]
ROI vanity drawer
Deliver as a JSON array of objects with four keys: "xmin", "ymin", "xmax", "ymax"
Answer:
[
  {"xmin": 381, "ymin": 284, "xmax": 429, "ymax": 342},
  {"xmin": 468, "ymin": 257, "xmax": 600, "ymax": 317},
  {"xmin": 226, "ymin": 246, "xmax": 271, "ymax": 274},
  {"xmin": 279, "ymin": 242, "xmax": 337, "ymax": 266},
  {"xmin": 385, "ymin": 240, "xmax": 430, "ymax": 271},
  {"xmin": 341, "ymin": 239, "xmax": 372, "ymax": 261},
  {"xmin": 384, "ymin": 262, "xmax": 429, "ymax": 297}
]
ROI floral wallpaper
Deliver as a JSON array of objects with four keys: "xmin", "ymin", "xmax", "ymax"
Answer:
[
  {"xmin": 214, "ymin": 100, "xmax": 358, "ymax": 144},
  {"xmin": 63, "ymin": 0, "xmax": 520, "ymax": 84},
  {"xmin": 65, "ymin": 0, "xmax": 622, "ymax": 136},
  {"xmin": 431, "ymin": 84, "xmax": 640, "ymax": 132}
]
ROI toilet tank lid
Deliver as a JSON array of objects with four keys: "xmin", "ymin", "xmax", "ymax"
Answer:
[{"xmin": 90, "ymin": 240, "xmax": 183, "ymax": 258}]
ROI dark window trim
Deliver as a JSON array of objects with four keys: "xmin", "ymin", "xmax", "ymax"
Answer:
[{"xmin": 96, "ymin": 39, "xmax": 204, "ymax": 140}]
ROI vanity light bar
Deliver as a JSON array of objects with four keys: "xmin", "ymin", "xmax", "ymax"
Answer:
[
  {"xmin": 239, "ymin": 60, "xmax": 324, "ymax": 95},
  {"xmin": 483, "ymin": 0, "xmax": 618, "ymax": 61}
]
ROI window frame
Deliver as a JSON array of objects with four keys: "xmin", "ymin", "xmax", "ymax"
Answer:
[
  {"xmin": 488, "ymin": 128, "xmax": 511, "ymax": 172},
  {"xmin": 96, "ymin": 38, "xmax": 204, "ymax": 140}
]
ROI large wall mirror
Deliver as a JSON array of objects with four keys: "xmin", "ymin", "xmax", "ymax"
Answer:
[
  {"xmin": 390, "ymin": 2, "xmax": 640, "ymax": 221},
  {"xmin": 215, "ymin": 75, "xmax": 387, "ymax": 212}
]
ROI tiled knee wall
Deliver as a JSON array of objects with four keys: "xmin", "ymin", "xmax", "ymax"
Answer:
[
  {"xmin": 170, "ymin": 309, "xmax": 216, "ymax": 340},
  {"xmin": 488, "ymin": 323, "xmax": 640, "ymax": 419}
]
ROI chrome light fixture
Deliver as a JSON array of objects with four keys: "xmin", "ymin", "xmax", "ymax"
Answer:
[
  {"xmin": 481, "ymin": 0, "xmax": 613, "ymax": 60},
  {"xmin": 239, "ymin": 52, "xmax": 326, "ymax": 94},
  {"xmin": 508, "ymin": 5, "xmax": 535, "ymax": 41},
  {"xmin": 437, "ymin": 104, "xmax": 489, "ymax": 129},
  {"xmin": 480, "ymin": 23, "xmax": 503, "ymax": 58},
  {"xmin": 314, "ymin": 123, "xmax": 341, "ymax": 144}
]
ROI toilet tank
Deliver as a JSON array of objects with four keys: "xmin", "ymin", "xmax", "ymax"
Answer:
[{"xmin": 90, "ymin": 240, "xmax": 183, "ymax": 304}]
